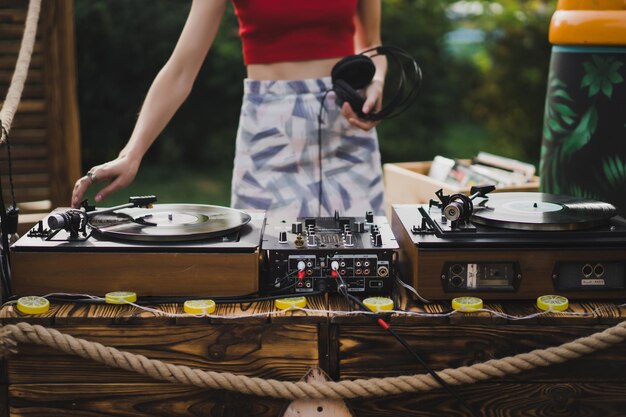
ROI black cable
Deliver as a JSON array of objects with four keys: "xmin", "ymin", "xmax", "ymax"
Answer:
[
  {"xmin": 3, "ymin": 127, "xmax": 17, "ymax": 208},
  {"xmin": 333, "ymin": 269, "xmax": 480, "ymax": 417},
  {"xmin": 317, "ymin": 89, "xmax": 331, "ymax": 217},
  {"xmin": 0, "ymin": 127, "xmax": 13, "ymax": 299}
]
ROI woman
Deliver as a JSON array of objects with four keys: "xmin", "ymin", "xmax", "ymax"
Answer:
[{"xmin": 72, "ymin": 0, "xmax": 387, "ymax": 218}]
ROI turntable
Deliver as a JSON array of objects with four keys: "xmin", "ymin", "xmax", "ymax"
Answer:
[
  {"xmin": 10, "ymin": 197, "xmax": 265, "ymax": 297},
  {"xmin": 391, "ymin": 188, "xmax": 626, "ymax": 300}
]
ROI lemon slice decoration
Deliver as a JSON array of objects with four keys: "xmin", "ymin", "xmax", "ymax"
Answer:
[
  {"xmin": 275, "ymin": 296, "xmax": 307, "ymax": 310},
  {"xmin": 537, "ymin": 295, "xmax": 569, "ymax": 312},
  {"xmin": 451, "ymin": 296, "xmax": 483, "ymax": 312},
  {"xmin": 184, "ymin": 299, "xmax": 216, "ymax": 315},
  {"xmin": 16, "ymin": 296, "xmax": 50, "ymax": 315},
  {"xmin": 105, "ymin": 291, "xmax": 137, "ymax": 305},
  {"xmin": 363, "ymin": 296, "xmax": 394, "ymax": 312}
]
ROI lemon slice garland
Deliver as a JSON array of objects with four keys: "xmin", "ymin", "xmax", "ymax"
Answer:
[
  {"xmin": 363, "ymin": 296, "xmax": 394, "ymax": 312},
  {"xmin": 105, "ymin": 291, "xmax": 137, "ymax": 305},
  {"xmin": 16, "ymin": 296, "xmax": 50, "ymax": 315},
  {"xmin": 451, "ymin": 296, "xmax": 483, "ymax": 312},
  {"xmin": 184, "ymin": 299, "xmax": 216, "ymax": 315},
  {"xmin": 275, "ymin": 296, "xmax": 307, "ymax": 310},
  {"xmin": 536, "ymin": 295, "xmax": 569, "ymax": 311}
]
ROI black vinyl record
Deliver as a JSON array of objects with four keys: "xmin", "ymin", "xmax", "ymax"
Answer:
[
  {"xmin": 471, "ymin": 192, "xmax": 617, "ymax": 231},
  {"xmin": 89, "ymin": 204, "xmax": 252, "ymax": 241}
]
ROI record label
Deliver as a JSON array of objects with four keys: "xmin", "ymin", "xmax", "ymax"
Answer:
[
  {"xmin": 471, "ymin": 192, "xmax": 617, "ymax": 231},
  {"xmin": 89, "ymin": 204, "xmax": 252, "ymax": 241}
]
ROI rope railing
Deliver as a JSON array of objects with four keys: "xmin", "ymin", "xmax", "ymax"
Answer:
[
  {"xmin": 0, "ymin": 0, "xmax": 42, "ymax": 144},
  {"xmin": 1, "ymin": 319, "xmax": 624, "ymax": 400}
]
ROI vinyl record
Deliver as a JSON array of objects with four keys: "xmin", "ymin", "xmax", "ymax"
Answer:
[
  {"xmin": 89, "ymin": 204, "xmax": 252, "ymax": 241},
  {"xmin": 471, "ymin": 192, "xmax": 617, "ymax": 231}
]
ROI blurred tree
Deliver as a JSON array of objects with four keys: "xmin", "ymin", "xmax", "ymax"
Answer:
[
  {"xmin": 74, "ymin": 0, "xmax": 553, "ymax": 175},
  {"xmin": 74, "ymin": 0, "xmax": 244, "ymax": 171},
  {"xmin": 377, "ymin": 0, "xmax": 482, "ymax": 163},
  {"xmin": 463, "ymin": 0, "xmax": 555, "ymax": 165}
]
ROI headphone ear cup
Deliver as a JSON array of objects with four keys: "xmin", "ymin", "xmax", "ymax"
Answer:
[
  {"xmin": 331, "ymin": 54, "xmax": 376, "ymax": 90},
  {"xmin": 333, "ymin": 79, "xmax": 365, "ymax": 114}
]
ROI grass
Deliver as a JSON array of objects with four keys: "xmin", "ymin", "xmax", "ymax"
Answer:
[{"xmin": 81, "ymin": 165, "xmax": 233, "ymax": 207}]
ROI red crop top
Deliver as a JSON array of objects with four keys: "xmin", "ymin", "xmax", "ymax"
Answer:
[{"xmin": 231, "ymin": 0, "xmax": 357, "ymax": 65}]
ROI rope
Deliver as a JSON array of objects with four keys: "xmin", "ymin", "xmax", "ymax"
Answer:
[
  {"xmin": 0, "ymin": 0, "xmax": 42, "ymax": 144},
  {"xmin": 1, "ymin": 320, "xmax": 624, "ymax": 400}
]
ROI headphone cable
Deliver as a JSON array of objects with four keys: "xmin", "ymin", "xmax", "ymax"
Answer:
[{"xmin": 317, "ymin": 89, "xmax": 331, "ymax": 217}]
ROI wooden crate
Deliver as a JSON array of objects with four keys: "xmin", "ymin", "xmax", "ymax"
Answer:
[
  {"xmin": 383, "ymin": 161, "xmax": 540, "ymax": 216},
  {"xmin": 2, "ymin": 287, "xmax": 626, "ymax": 417}
]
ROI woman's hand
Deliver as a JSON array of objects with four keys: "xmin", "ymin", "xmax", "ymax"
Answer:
[
  {"xmin": 341, "ymin": 79, "xmax": 384, "ymax": 131},
  {"xmin": 71, "ymin": 154, "xmax": 141, "ymax": 208}
]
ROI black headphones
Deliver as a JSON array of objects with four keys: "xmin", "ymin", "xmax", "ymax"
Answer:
[{"xmin": 331, "ymin": 45, "xmax": 422, "ymax": 121}]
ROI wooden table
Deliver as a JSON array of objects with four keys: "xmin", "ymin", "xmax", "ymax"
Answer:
[{"xmin": 1, "ymin": 286, "xmax": 625, "ymax": 417}]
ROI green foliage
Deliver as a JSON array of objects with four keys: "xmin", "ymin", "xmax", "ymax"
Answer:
[
  {"xmin": 462, "ymin": 0, "xmax": 555, "ymax": 165},
  {"xmin": 74, "ymin": 0, "xmax": 553, "ymax": 190},
  {"xmin": 378, "ymin": 0, "xmax": 482, "ymax": 162},
  {"xmin": 74, "ymin": 0, "xmax": 245, "ymax": 171}
]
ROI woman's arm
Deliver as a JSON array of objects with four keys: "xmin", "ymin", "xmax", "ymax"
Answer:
[
  {"xmin": 72, "ymin": 0, "xmax": 228, "ymax": 207},
  {"xmin": 342, "ymin": 0, "xmax": 387, "ymax": 130}
]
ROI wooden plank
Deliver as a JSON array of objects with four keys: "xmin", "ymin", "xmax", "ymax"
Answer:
[
  {"xmin": 0, "ymin": 42, "xmax": 42, "ymax": 54},
  {"xmin": 11, "ymin": 252, "xmax": 260, "ymax": 298},
  {"xmin": 5, "ymin": 187, "xmax": 50, "ymax": 202},
  {"xmin": 8, "ymin": 383, "xmax": 287, "ymax": 417},
  {"xmin": 0, "ymin": 54, "xmax": 43, "ymax": 68},
  {"xmin": 0, "ymin": 303, "xmax": 60, "ymax": 325},
  {"xmin": 0, "ymin": 145, "xmax": 47, "ymax": 160},
  {"xmin": 0, "ymin": 160, "xmax": 48, "ymax": 174},
  {"xmin": 1, "ymin": 173, "xmax": 50, "ymax": 188},
  {"xmin": 348, "ymin": 382, "xmax": 626, "ymax": 417},
  {"xmin": 0, "ymin": 7, "xmax": 27, "ymax": 23},
  {"xmin": 338, "ymin": 324, "xmax": 626, "ymax": 382},
  {"xmin": 51, "ymin": 303, "xmax": 177, "ymax": 326},
  {"xmin": 42, "ymin": 0, "xmax": 81, "ymax": 207},
  {"xmin": 13, "ymin": 99, "xmax": 45, "ymax": 113},
  {"xmin": 4, "ymin": 114, "xmax": 46, "ymax": 129},
  {"xmin": 0, "ymin": 129, "xmax": 46, "ymax": 144},
  {"xmin": 0, "ymin": 84, "xmax": 45, "ymax": 100},
  {"xmin": 7, "ymin": 323, "xmax": 319, "ymax": 384},
  {"xmin": 0, "ymin": 70, "xmax": 43, "ymax": 85}
]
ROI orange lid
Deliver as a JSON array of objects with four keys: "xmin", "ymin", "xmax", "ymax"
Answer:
[{"xmin": 550, "ymin": 0, "xmax": 626, "ymax": 45}]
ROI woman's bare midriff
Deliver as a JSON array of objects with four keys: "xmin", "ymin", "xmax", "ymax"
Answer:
[{"xmin": 246, "ymin": 57, "xmax": 342, "ymax": 80}]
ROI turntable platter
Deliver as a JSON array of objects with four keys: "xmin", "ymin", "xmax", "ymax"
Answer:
[
  {"xmin": 471, "ymin": 192, "xmax": 617, "ymax": 231},
  {"xmin": 89, "ymin": 204, "xmax": 252, "ymax": 241}
]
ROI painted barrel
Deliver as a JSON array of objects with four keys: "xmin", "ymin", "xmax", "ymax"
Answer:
[{"xmin": 541, "ymin": 0, "xmax": 626, "ymax": 214}]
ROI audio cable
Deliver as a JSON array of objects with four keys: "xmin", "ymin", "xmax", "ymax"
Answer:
[{"xmin": 330, "ymin": 263, "xmax": 481, "ymax": 417}]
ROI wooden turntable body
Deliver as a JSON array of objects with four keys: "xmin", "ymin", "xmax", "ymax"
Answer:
[{"xmin": 10, "ymin": 209, "xmax": 265, "ymax": 297}]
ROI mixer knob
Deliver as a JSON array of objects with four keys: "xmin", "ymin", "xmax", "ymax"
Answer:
[
  {"xmin": 365, "ymin": 211, "xmax": 374, "ymax": 223},
  {"xmin": 278, "ymin": 231, "xmax": 288, "ymax": 244},
  {"xmin": 373, "ymin": 233, "xmax": 383, "ymax": 247},
  {"xmin": 307, "ymin": 234, "xmax": 317, "ymax": 247},
  {"xmin": 354, "ymin": 221, "xmax": 365, "ymax": 233},
  {"xmin": 292, "ymin": 222, "xmax": 303, "ymax": 234},
  {"xmin": 344, "ymin": 233, "xmax": 354, "ymax": 247}
]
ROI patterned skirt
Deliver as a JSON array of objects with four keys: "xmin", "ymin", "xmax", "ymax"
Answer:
[{"xmin": 230, "ymin": 77, "xmax": 385, "ymax": 219}]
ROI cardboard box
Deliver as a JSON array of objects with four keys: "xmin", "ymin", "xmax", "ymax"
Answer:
[{"xmin": 383, "ymin": 161, "xmax": 540, "ymax": 215}]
